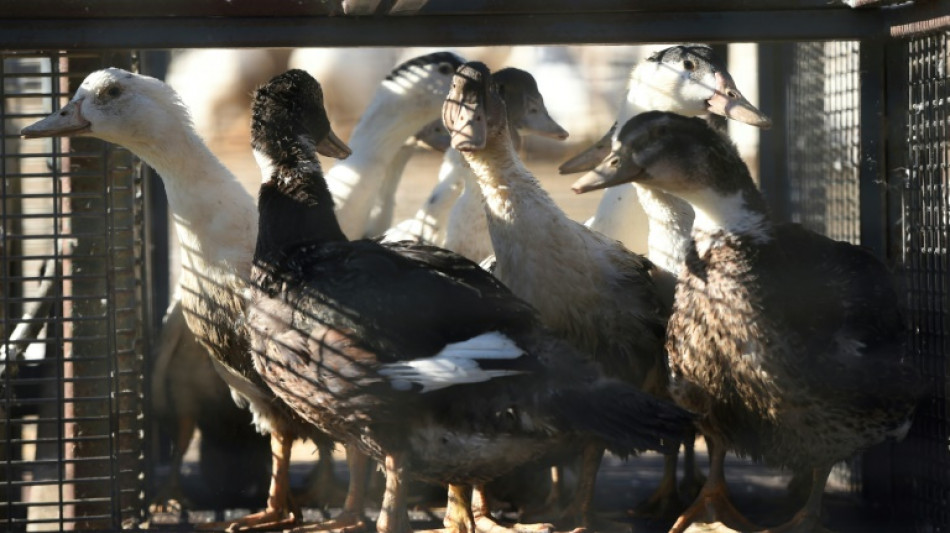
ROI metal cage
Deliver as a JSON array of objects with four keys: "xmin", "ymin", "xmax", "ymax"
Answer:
[
  {"xmin": 0, "ymin": 2, "xmax": 948, "ymax": 532},
  {"xmin": 1, "ymin": 52, "xmax": 151, "ymax": 531}
]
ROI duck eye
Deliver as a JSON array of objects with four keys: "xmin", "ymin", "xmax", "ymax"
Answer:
[
  {"xmin": 106, "ymin": 86, "xmax": 121, "ymax": 98},
  {"xmin": 683, "ymin": 60, "xmax": 695, "ymax": 71},
  {"xmin": 438, "ymin": 63, "xmax": 453, "ymax": 75},
  {"xmin": 609, "ymin": 157, "xmax": 620, "ymax": 168}
]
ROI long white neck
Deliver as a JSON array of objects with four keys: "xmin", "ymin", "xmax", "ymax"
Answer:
[
  {"xmin": 635, "ymin": 184, "xmax": 695, "ymax": 276},
  {"xmin": 441, "ymin": 149, "xmax": 493, "ymax": 262},
  {"xmin": 683, "ymin": 189, "xmax": 771, "ymax": 255},
  {"xmin": 463, "ymin": 137, "xmax": 600, "ymax": 311},
  {"xmin": 328, "ymin": 88, "xmax": 437, "ymax": 240},
  {"xmin": 127, "ymin": 124, "xmax": 257, "ymax": 279}
]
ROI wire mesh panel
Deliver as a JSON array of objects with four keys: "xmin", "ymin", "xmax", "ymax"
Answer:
[
  {"xmin": 786, "ymin": 41, "xmax": 862, "ymax": 245},
  {"xmin": 903, "ymin": 31, "xmax": 950, "ymax": 533},
  {"xmin": 0, "ymin": 52, "xmax": 149, "ymax": 531}
]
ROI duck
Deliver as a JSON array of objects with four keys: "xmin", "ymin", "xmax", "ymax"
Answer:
[
  {"xmin": 572, "ymin": 111, "xmax": 921, "ymax": 533},
  {"xmin": 20, "ymin": 67, "xmax": 352, "ymax": 531},
  {"xmin": 365, "ymin": 118, "xmax": 451, "ymax": 239},
  {"xmin": 561, "ymin": 44, "xmax": 772, "ymax": 515},
  {"xmin": 444, "ymin": 61, "xmax": 670, "ymax": 529},
  {"xmin": 439, "ymin": 66, "xmax": 569, "ymax": 263},
  {"xmin": 559, "ymin": 44, "xmax": 771, "ymax": 257},
  {"xmin": 381, "ymin": 125, "xmax": 462, "ymax": 245},
  {"xmin": 325, "ymin": 51, "xmax": 464, "ymax": 240},
  {"xmin": 148, "ymin": 296, "xmax": 270, "ymax": 513},
  {"xmin": 246, "ymin": 68, "xmax": 694, "ymax": 533}
]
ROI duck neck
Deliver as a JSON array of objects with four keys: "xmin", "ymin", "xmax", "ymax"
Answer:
[
  {"xmin": 129, "ymin": 124, "xmax": 257, "ymax": 277},
  {"xmin": 685, "ymin": 186, "xmax": 773, "ymax": 254},
  {"xmin": 256, "ymin": 160, "xmax": 346, "ymax": 261},
  {"xmin": 462, "ymin": 131, "xmax": 583, "ymax": 278},
  {"xmin": 635, "ymin": 184, "xmax": 695, "ymax": 276},
  {"xmin": 328, "ymin": 89, "xmax": 438, "ymax": 239}
]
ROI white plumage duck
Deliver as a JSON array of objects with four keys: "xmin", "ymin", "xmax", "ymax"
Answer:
[
  {"xmin": 323, "ymin": 51, "xmax": 463, "ymax": 240},
  {"xmin": 21, "ymin": 67, "xmax": 352, "ymax": 531}
]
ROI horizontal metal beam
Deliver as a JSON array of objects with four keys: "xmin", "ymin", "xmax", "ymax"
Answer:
[
  {"xmin": 0, "ymin": 10, "xmax": 887, "ymax": 50},
  {"xmin": 0, "ymin": 0, "xmax": 857, "ymax": 19}
]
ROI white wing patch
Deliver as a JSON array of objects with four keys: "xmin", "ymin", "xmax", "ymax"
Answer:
[{"xmin": 379, "ymin": 331, "xmax": 525, "ymax": 393}]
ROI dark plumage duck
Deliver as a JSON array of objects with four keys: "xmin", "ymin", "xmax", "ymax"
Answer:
[
  {"xmin": 572, "ymin": 111, "xmax": 921, "ymax": 533},
  {"xmin": 246, "ymin": 69, "xmax": 694, "ymax": 533}
]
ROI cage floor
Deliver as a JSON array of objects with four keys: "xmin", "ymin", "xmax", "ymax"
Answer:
[{"xmin": 145, "ymin": 438, "xmax": 910, "ymax": 533}]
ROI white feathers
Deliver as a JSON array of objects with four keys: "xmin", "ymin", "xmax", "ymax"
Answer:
[{"xmin": 379, "ymin": 332, "xmax": 525, "ymax": 393}]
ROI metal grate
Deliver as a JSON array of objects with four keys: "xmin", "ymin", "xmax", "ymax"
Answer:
[
  {"xmin": 786, "ymin": 41, "xmax": 862, "ymax": 245},
  {"xmin": 0, "ymin": 52, "xmax": 150, "ymax": 531},
  {"xmin": 903, "ymin": 31, "xmax": 950, "ymax": 533}
]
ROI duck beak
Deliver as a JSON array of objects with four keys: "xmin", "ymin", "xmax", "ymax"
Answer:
[
  {"xmin": 571, "ymin": 151, "xmax": 645, "ymax": 194},
  {"xmin": 444, "ymin": 64, "xmax": 489, "ymax": 152},
  {"xmin": 706, "ymin": 71, "xmax": 772, "ymax": 129},
  {"xmin": 557, "ymin": 123, "xmax": 617, "ymax": 174},
  {"xmin": 21, "ymin": 99, "xmax": 91, "ymax": 138},
  {"xmin": 518, "ymin": 97, "xmax": 569, "ymax": 141},
  {"xmin": 413, "ymin": 119, "xmax": 451, "ymax": 153},
  {"xmin": 316, "ymin": 128, "xmax": 352, "ymax": 159}
]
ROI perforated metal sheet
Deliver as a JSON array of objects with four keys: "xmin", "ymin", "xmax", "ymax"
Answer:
[
  {"xmin": 903, "ymin": 31, "xmax": 950, "ymax": 533},
  {"xmin": 786, "ymin": 41, "xmax": 862, "ymax": 245},
  {"xmin": 0, "ymin": 52, "xmax": 149, "ymax": 531}
]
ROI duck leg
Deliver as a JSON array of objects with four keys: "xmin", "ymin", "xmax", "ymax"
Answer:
[
  {"xmin": 680, "ymin": 430, "xmax": 706, "ymax": 500},
  {"xmin": 377, "ymin": 452, "xmax": 412, "ymax": 533},
  {"xmin": 565, "ymin": 443, "xmax": 602, "ymax": 528},
  {"xmin": 149, "ymin": 414, "xmax": 196, "ymax": 515},
  {"xmin": 754, "ymin": 466, "xmax": 831, "ymax": 533},
  {"xmin": 197, "ymin": 430, "xmax": 299, "ymax": 532},
  {"xmin": 631, "ymin": 449, "xmax": 683, "ymax": 519},
  {"xmin": 443, "ymin": 484, "xmax": 477, "ymax": 533},
  {"xmin": 292, "ymin": 444, "xmax": 370, "ymax": 532},
  {"xmin": 668, "ymin": 437, "xmax": 758, "ymax": 533},
  {"xmin": 472, "ymin": 485, "xmax": 555, "ymax": 533},
  {"xmin": 296, "ymin": 440, "xmax": 348, "ymax": 509}
]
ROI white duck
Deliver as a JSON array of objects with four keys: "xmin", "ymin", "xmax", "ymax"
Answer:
[
  {"xmin": 365, "ymin": 118, "xmax": 450, "ymax": 239},
  {"xmin": 21, "ymin": 68, "xmax": 352, "ymax": 531},
  {"xmin": 560, "ymin": 44, "xmax": 772, "ymax": 264},
  {"xmin": 323, "ymin": 51, "xmax": 464, "ymax": 240},
  {"xmin": 445, "ymin": 62, "xmax": 671, "ymax": 530}
]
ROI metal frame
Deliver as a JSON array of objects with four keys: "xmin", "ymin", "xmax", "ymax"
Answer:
[{"xmin": 0, "ymin": 1, "xmax": 945, "ymax": 49}]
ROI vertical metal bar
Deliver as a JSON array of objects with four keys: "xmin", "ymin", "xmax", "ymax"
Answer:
[
  {"xmin": 757, "ymin": 42, "xmax": 792, "ymax": 223},
  {"xmin": 858, "ymin": 39, "xmax": 887, "ymax": 256},
  {"xmin": 136, "ymin": 50, "xmax": 170, "ymax": 512}
]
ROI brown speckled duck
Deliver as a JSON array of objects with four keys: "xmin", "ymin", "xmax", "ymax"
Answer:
[
  {"xmin": 573, "ymin": 111, "xmax": 921, "ymax": 533},
  {"xmin": 246, "ymin": 70, "xmax": 694, "ymax": 533}
]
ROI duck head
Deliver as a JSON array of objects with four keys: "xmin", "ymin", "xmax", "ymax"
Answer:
[
  {"xmin": 383, "ymin": 51, "xmax": 465, "ymax": 114},
  {"xmin": 558, "ymin": 44, "xmax": 770, "ymax": 174},
  {"xmin": 21, "ymin": 68, "xmax": 191, "ymax": 147},
  {"xmin": 571, "ymin": 111, "xmax": 750, "ymax": 198},
  {"xmin": 412, "ymin": 118, "xmax": 452, "ymax": 153},
  {"xmin": 643, "ymin": 44, "xmax": 771, "ymax": 128},
  {"xmin": 251, "ymin": 69, "xmax": 351, "ymax": 179},
  {"xmin": 443, "ymin": 61, "xmax": 501, "ymax": 152},
  {"xmin": 492, "ymin": 67, "xmax": 569, "ymax": 141}
]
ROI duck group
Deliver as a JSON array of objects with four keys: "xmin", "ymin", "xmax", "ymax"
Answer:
[{"xmin": 20, "ymin": 42, "xmax": 920, "ymax": 533}]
